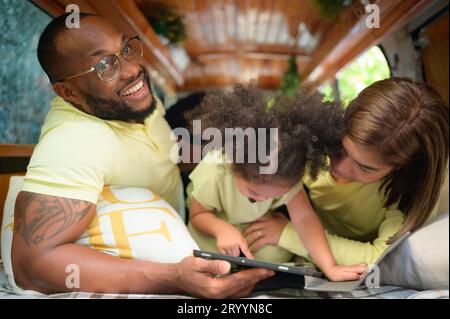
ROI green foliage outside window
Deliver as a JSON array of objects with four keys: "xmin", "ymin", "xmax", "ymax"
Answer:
[
  {"xmin": 318, "ymin": 46, "xmax": 390, "ymax": 106},
  {"xmin": 318, "ymin": 83, "xmax": 334, "ymax": 102},
  {"xmin": 336, "ymin": 46, "xmax": 391, "ymax": 105}
]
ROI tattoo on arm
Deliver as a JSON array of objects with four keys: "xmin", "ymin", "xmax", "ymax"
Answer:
[{"xmin": 14, "ymin": 193, "xmax": 91, "ymax": 246}]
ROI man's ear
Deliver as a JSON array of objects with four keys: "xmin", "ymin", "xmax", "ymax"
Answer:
[{"xmin": 53, "ymin": 82, "xmax": 83, "ymax": 106}]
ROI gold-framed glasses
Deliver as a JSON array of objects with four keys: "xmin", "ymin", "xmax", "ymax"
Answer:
[{"xmin": 55, "ymin": 35, "xmax": 143, "ymax": 83}]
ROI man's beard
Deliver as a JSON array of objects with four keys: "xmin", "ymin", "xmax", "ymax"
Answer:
[{"xmin": 81, "ymin": 73, "xmax": 156, "ymax": 122}]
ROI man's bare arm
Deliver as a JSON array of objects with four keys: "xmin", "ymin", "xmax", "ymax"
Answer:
[
  {"xmin": 12, "ymin": 191, "xmax": 182, "ymax": 294},
  {"xmin": 12, "ymin": 191, "xmax": 273, "ymax": 296},
  {"xmin": 14, "ymin": 191, "xmax": 91, "ymax": 246}
]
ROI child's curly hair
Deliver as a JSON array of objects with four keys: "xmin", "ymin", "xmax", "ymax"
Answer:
[{"xmin": 187, "ymin": 81, "xmax": 345, "ymax": 185}]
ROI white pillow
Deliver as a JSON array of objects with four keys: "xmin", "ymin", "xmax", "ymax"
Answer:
[
  {"xmin": 76, "ymin": 186, "xmax": 199, "ymax": 263},
  {"xmin": 380, "ymin": 211, "xmax": 449, "ymax": 290},
  {"xmin": 380, "ymin": 171, "xmax": 449, "ymax": 290}
]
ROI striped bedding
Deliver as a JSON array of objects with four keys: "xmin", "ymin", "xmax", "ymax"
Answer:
[{"xmin": 1, "ymin": 261, "xmax": 447, "ymax": 299}]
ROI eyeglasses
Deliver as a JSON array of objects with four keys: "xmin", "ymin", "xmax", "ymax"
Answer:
[{"xmin": 55, "ymin": 35, "xmax": 143, "ymax": 83}]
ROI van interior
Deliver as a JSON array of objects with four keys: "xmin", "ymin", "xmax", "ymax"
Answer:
[{"xmin": 0, "ymin": 0, "xmax": 448, "ymax": 299}]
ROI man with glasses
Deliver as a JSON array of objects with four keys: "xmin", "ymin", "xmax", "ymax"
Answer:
[{"xmin": 10, "ymin": 13, "xmax": 273, "ymax": 297}]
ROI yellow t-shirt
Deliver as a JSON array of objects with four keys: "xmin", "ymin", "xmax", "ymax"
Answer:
[
  {"xmin": 22, "ymin": 96, "xmax": 181, "ymax": 212},
  {"xmin": 186, "ymin": 149, "xmax": 304, "ymax": 224},
  {"xmin": 278, "ymin": 171, "xmax": 406, "ymax": 265},
  {"xmin": 186, "ymin": 149, "xmax": 301, "ymax": 262}
]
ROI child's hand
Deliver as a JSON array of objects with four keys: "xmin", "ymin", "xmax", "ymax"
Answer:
[
  {"xmin": 216, "ymin": 225, "xmax": 254, "ymax": 259},
  {"xmin": 322, "ymin": 263, "xmax": 367, "ymax": 282}
]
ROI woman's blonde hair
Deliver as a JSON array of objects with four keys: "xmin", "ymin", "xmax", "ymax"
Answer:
[{"xmin": 345, "ymin": 77, "xmax": 449, "ymax": 243}]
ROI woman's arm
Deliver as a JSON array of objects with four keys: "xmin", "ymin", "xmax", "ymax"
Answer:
[
  {"xmin": 286, "ymin": 190, "xmax": 366, "ymax": 280},
  {"xmin": 189, "ymin": 197, "xmax": 254, "ymax": 258},
  {"xmin": 245, "ymin": 198, "xmax": 405, "ymax": 266},
  {"xmin": 279, "ymin": 209, "xmax": 405, "ymax": 265}
]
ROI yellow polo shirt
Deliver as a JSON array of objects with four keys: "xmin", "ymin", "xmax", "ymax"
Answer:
[
  {"xmin": 22, "ymin": 96, "xmax": 181, "ymax": 212},
  {"xmin": 278, "ymin": 171, "xmax": 406, "ymax": 265}
]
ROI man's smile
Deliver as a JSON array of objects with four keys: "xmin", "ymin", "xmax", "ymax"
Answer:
[{"xmin": 119, "ymin": 72, "xmax": 150, "ymax": 103}]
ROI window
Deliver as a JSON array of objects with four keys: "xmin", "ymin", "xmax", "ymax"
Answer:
[
  {"xmin": 318, "ymin": 46, "xmax": 391, "ymax": 106},
  {"xmin": 0, "ymin": 0, "xmax": 54, "ymax": 144},
  {"xmin": 317, "ymin": 82, "xmax": 335, "ymax": 102}
]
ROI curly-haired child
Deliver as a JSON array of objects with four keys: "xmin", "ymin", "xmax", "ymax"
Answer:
[{"xmin": 186, "ymin": 82, "xmax": 367, "ymax": 281}]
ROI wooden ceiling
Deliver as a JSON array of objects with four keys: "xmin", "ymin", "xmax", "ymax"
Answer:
[
  {"xmin": 34, "ymin": 0, "xmax": 433, "ymax": 95},
  {"xmin": 135, "ymin": 0, "xmax": 432, "ymax": 92},
  {"xmin": 136, "ymin": 0, "xmax": 332, "ymax": 91}
]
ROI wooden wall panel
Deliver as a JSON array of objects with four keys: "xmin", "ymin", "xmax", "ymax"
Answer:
[{"xmin": 422, "ymin": 13, "xmax": 449, "ymax": 103}]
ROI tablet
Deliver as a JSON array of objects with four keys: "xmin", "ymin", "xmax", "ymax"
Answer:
[{"xmin": 193, "ymin": 249, "xmax": 325, "ymax": 278}]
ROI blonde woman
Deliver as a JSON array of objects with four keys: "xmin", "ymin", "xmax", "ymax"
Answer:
[{"xmin": 244, "ymin": 78, "xmax": 449, "ymax": 286}]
